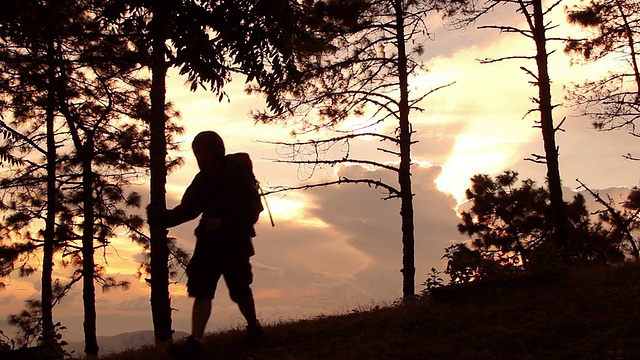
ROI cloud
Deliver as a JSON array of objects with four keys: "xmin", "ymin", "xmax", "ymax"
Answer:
[
  {"xmin": 0, "ymin": 275, "xmax": 40, "ymax": 316},
  {"xmin": 244, "ymin": 164, "xmax": 465, "ymax": 310},
  {"xmin": 414, "ymin": 34, "xmax": 543, "ymax": 201},
  {"xmin": 107, "ymin": 295, "xmax": 153, "ymax": 313},
  {"xmin": 0, "ymin": 293, "xmax": 17, "ymax": 307},
  {"xmin": 252, "ymin": 262, "xmax": 284, "ymax": 277}
]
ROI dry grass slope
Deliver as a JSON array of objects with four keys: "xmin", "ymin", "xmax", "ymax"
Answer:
[{"xmin": 99, "ymin": 263, "xmax": 640, "ymax": 360}]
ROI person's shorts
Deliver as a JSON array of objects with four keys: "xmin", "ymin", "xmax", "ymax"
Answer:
[{"xmin": 186, "ymin": 256, "xmax": 253, "ymax": 299}]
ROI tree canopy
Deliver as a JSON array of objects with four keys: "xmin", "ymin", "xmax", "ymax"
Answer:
[{"xmin": 450, "ymin": 171, "xmax": 626, "ymax": 283}]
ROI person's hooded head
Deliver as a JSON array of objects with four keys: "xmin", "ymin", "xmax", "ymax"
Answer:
[{"xmin": 192, "ymin": 131, "xmax": 225, "ymax": 172}]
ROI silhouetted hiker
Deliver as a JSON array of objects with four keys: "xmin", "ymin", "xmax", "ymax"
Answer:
[{"xmin": 152, "ymin": 130, "xmax": 265, "ymax": 358}]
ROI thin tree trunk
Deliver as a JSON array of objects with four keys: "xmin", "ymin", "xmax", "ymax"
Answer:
[
  {"xmin": 55, "ymin": 40, "xmax": 101, "ymax": 357},
  {"xmin": 394, "ymin": 0, "xmax": 416, "ymax": 298},
  {"xmin": 531, "ymin": 0, "xmax": 568, "ymax": 258},
  {"xmin": 41, "ymin": 34, "xmax": 57, "ymax": 350},
  {"xmin": 81, "ymin": 152, "xmax": 99, "ymax": 358},
  {"xmin": 149, "ymin": 0, "xmax": 172, "ymax": 344},
  {"xmin": 614, "ymin": 0, "xmax": 640, "ymax": 100}
]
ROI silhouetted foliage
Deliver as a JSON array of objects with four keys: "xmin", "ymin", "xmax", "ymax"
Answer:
[
  {"xmin": 0, "ymin": 242, "xmax": 38, "ymax": 289},
  {"xmin": 7, "ymin": 300, "xmax": 43, "ymax": 349},
  {"xmin": 0, "ymin": 0, "xmax": 182, "ymax": 356},
  {"xmin": 579, "ymin": 182, "xmax": 640, "ymax": 259},
  {"xmin": 565, "ymin": 0, "xmax": 640, "ymax": 159},
  {"xmin": 1, "ymin": 0, "xmax": 68, "ymax": 348},
  {"xmin": 450, "ymin": 171, "xmax": 625, "ymax": 283},
  {"xmin": 0, "ymin": 299, "xmax": 69, "ymax": 359}
]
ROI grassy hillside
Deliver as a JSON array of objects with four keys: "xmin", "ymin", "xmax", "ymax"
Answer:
[{"xmin": 98, "ymin": 263, "xmax": 640, "ymax": 360}]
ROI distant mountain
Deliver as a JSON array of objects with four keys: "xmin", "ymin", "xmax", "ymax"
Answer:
[
  {"xmin": 576, "ymin": 186, "xmax": 631, "ymax": 211},
  {"xmin": 65, "ymin": 330, "xmax": 189, "ymax": 356}
]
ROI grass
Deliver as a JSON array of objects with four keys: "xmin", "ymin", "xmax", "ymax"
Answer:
[{"xmin": 97, "ymin": 262, "xmax": 640, "ymax": 360}]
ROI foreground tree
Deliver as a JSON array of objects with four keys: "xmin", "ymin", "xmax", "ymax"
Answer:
[
  {"xmin": 565, "ymin": 0, "xmax": 640, "ymax": 160},
  {"xmin": 147, "ymin": 0, "xmax": 172, "ymax": 342},
  {"xmin": 1, "ymin": 1, "xmax": 162, "ymax": 357},
  {"xmin": 50, "ymin": 2, "xmax": 153, "ymax": 355},
  {"xmin": 0, "ymin": 1, "xmax": 67, "ymax": 350},
  {"xmin": 447, "ymin": 0, "xmax": 570, "ymax": 262}
]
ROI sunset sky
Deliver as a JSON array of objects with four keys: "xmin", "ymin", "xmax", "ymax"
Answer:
[{"xmin": 1, "ymin": 3, "xmax": 639, "ymax": 343}]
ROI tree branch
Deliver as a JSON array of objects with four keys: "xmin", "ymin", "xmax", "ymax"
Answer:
[
  {"xmin": 478, "ymin": 25, "xmax": 533, "ymax": 38},
  {"xmin": 576, "ymin": 178, "xmax": 640, "ymax": 260},
  {"xmin": 269, "ymin": 157, "xmax": 400, "ymax": 173},
  {"xmin": 524, "ymin": 153, "xmax": 546, "ymax": 164},
  {"xmin": 478, "ymin": 55, "xmax": 536, "ymax": 64},
  {"xmin": 265, "ymin": 177, "xmax": 401, "ymax": 199},
  {"xmin": 0, "ymin": 120, "xmax": 46, "ymax": 155},
  {"xmin": 259, "ymin": 132, "xmax": 399, "ymax": 146}
]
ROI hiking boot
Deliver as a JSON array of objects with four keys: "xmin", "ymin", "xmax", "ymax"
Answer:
[
  {"xmin": 247, "ymin": 323, "xmax": 266, "ymax": 346},
  {"xmin": 167, "ymin": 335, "xmax": 202, "ymax": 360}
]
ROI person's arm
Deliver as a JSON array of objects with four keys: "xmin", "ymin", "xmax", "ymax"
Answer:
[{"xmin": 165, "ymin": 173, "xmax": 205, "ymax": 228}]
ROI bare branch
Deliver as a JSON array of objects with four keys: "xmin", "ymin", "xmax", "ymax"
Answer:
[
  {"xmin": 554, "ymin": 117, "xmax": 566, "ymax": 132},
  {"xmin": 269, "ymin": 157, "xmax": 399, "ymax": 172},
  {"xmin": 520, "ymin": 66, "xmax": 538, "ymax": 81},
  {"xmin": 524, "ymin": 153, "xmax": 547, "ymax": 164},
  {"xmin": 410, "ymin": 81, "xmax": 457, "ymax": 106},
  {"xmin": 377, "ymin": 147, "xmax": 401, "ymax": 156},
  {"xmin": 544, "ymin": 0, "xmax": 563, "ymax": 16},
  {"xmin": 576, "ymin": 178, "xmax": 640, "ymax": 260},
  {"xmin": 478, "ymin": 25, "xmax": 533, "ymax": 38},
  {"xmin": 259, "ymin": 132, "xmax": 399, "ymax": 146},
  {"xmin": 264, "ymin": 177, "xmax": 401, "ymax": 199},
  {"xmin": 0, "ymin": 120, "xmax": 46, "ymax": 155},
  {"xmin": 518, "ymin": 0, "xmax": 535, "ymax": 31},
  {"xmin": 478, "ymin": 55, "xmax": 535, "ymax": 64}
]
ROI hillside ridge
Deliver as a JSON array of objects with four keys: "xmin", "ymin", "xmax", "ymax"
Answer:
[{"xmin": 94, "ymin": 263, "xmax": 640, "ymax": 359}]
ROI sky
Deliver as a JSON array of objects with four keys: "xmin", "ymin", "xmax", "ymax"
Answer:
[{"xmin": 0, "ymin": 2, "xmax": 639, "ymax": 344}]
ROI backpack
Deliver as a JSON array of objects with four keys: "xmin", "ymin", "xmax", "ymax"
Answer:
[{"xmin": 224, "ymin": 152, "xmax": 265, "ymax": 228}]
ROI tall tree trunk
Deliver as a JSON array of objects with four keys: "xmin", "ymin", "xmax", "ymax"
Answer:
[
  {"xmin": 614, "ymin": 0, "xmax": 640, "ymax": 99},
  {"xmin": 149, "ymin": 0, "xmax": 172, "ymax": 344},
  {"xmin": 41, "ymin": 35, "xmax": 57, "ymax": 350},
  {"xmin": 81, "ymin": 151, "xmax": 99, "ymax": 358},
  {"xmin": 394, "ymin": 0, "xmax": 416, "ymax": 298},
  {"xmin": 55, "ymin": 34, "xmax": 101, "ymax": 356},
  {"xmin": 532, "ymin": 0, "xmax": 567, "ymax": 258}
]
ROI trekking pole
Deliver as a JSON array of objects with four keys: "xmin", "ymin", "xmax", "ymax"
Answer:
[{"xmin": 259, "ymin": 185, "xmax": 275, "ymax": 227}]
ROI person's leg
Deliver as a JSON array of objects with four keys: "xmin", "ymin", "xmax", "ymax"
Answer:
[
  {"xmin": 229, "ymin": 283, "xmax": 265, "ymax": 343},
  {"xmin": 236, "ymin": 289, "xmax": 258, "ymax": 327},
  {"xmin": 167, "ymin": 254, "xmax": 218, "ymax": 358},
  {"xmin": 186, "ymin": 261, "xmax": 221, "ymax": 339},
  {"xmin": 167, "ymin": 295, "xmax": 213, "ymax": 359},
  {"xmin": 224, "ymin": 259, "xmax": 262, "ymax": 331},
  {"xmin": 191, "ymin": 295, "xmax": 214, "ymax": 339}
]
